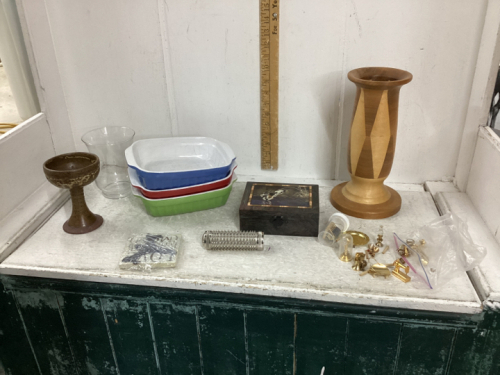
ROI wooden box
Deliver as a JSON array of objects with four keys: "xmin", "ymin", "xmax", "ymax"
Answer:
[{"xmin": 239, "ymin": 182, "xmax": 319, "ymax": 237}]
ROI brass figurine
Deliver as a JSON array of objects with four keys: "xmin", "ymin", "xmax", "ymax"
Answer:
[
  {"xmin": 375, "ymin": 226, "xmax": 384, "ymax": 247},
  {"xmin": 398, "ymin": 244, "xmax": 410, "ymax": 257},
  {"xmin": 367, "ymin": 264, "xmax": 391, "ymax": 278},
  {"xmin": 392, "ymin": 258, "xmax": 411, "ymax": 283},
  {"xmin": 352, "ymin": 252, "xmax": 368, "ymax": 271},
  {"xmin": 366, "ymin": 244, "xmax": 379, "ymax": 258}
]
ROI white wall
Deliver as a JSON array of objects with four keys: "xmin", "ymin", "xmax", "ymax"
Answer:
[
  {"xmin": 0, "ymin": 114, "xmax": 55, "ymax": 220},
  {"xmin": 467, "ymin": 127, "xmax": 500, "ymax": 244},
  {"xmin": 24, "ymin": 0, "xmax": 488, "ymax": 183}
]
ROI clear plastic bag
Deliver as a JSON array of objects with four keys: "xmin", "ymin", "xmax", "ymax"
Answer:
[{"xmin": 395, "ymin": 213, "xmax": 486, "ymax": 289}]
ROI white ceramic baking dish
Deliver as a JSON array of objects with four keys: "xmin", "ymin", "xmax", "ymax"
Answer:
[{"xmin": 125, "ymin": 137, "xmax": 236, "ymax": 190}]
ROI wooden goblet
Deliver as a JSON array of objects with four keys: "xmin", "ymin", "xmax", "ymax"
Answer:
[
  {"xmin": 331, "ymin": 67, "xmax": 412, "ymax": 219},
  {"xmin": 43, "ymin": 152, "xmax": 104, "ymax": 234}
]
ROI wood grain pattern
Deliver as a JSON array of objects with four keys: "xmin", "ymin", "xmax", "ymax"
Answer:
[{"xmin": 332, "ymin": 67, "xmax": 412, "ymax": 219}]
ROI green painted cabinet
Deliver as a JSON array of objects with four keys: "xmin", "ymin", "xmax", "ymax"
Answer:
[{"xmin": 1, "ymin": 275, "xmax": 498, "ymax": 375}]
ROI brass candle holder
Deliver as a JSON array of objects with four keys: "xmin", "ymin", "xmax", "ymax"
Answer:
[{"xmin": 338, "ymin": 233, "xmax": 353, "ymax": 262}]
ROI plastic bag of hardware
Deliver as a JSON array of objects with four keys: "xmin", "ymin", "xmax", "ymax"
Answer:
[
  {"xmin": 392, "ymin": 234, "xmax": 433, "ymax": 289},
  {"xmin": 404, "ymin": 213, "xmax": 486, "ymax": 289}
]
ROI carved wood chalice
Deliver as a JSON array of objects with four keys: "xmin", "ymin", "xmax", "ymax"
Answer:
[{"xmin": 43, "ymin": 152, "xmax": 104, "ymax": 234}]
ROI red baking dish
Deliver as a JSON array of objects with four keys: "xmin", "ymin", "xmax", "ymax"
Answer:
[{"xmin": 129, "ymin": 164, "xmax": 237, "ymax": 199}]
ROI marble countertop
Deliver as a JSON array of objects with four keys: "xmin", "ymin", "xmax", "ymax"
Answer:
[{"xmin": 0, "ymin": 178, "xmax": 481, "ymax": 314}]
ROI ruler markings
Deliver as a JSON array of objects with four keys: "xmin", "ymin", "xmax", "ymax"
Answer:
[{"xmin": 260, "ymin": 0, "xmax": 279, "ymax": 170}]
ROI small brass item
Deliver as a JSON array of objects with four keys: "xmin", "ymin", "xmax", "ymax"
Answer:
[
  {"xmin": 367, "ymin": 264, "xmax": 391, "ymax": 278},
  {"xmin": 352, "ymin": 252, "xmax": 368, "ymax": 271},
  {"xmin": 393, "ymin": 259, "xmax": 410, "ymax": 274},
  {"xmin": 340, "ymin": 248, "xmax": 353, "ymax": 262},
  {"xmin": 338, "ymin": 233, "xmax": 353, "ymax": 262},
  {"xmin": 392, "ymin": 270, "xmax": 411, "ymax": 283},
  {"xmin": 398, "ymin": 244, "xmax": 410, "ymax": 257},
  {"xmin": 415, "ymin": 239, "xmax": 429, "ymax": 264},
  {"xmin": 415, "ymin": 251, "xmax": 429, "ymax": 265},
  {"xmin": 403, "ymin": 238, "xmax": 429, "ymax": 264},
  {"xmin": 375, "ymin": 226, "xmax": 384, "ymax": 247},
  {"xmin": 392, "ymin": 258, "xmax": 411, "ymax": 283},
  {"xmin": 346, "ymin": 230, "xmax": 370, "ymax": 247},
  {"xmin": 366, "ymin": 243, "xmax": 379, "ymax": 258},
  {"xmin": 419, "ymin": 257, "xmax": 429, "ymax": 266},
  {"xmin": 382, "ymin": 245, "xmax": 389, "ymax": 254}
]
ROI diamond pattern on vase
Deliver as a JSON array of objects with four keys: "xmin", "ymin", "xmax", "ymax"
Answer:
[
  {"xmin": 370, "ymin": 90, "xmax": 391, "ymax": 179},
  {"xmin": 363, "ymin": 89, "xmax": 384, "ymax": 136},
  {"xmin": 350, "ymin": 89, "xmax": 366, "ymax": 175}
]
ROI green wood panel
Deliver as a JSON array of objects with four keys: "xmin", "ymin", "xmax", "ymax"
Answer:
[
  {"xmin": 345, "ymin": 319, "xmax": 400, "ymax": 374},
  {"xmin": 197, "ymin": 306, "xmax": 246, "ymax": 375},
  {"xmin": 448, "ymin": 328, "xmax": 492, "ymax": 375},
  {"xmin": 149, "ymin": 303, "xmax": 202, "ymax": 375},
  {"xmin": 0, "ymin": 284, "xmax": 40, "ymax": 375},
  {"xmin": 246, "ymin": 310, "xmax": 294, "ymax": 375},
  {"xmin": 485, "ymin": 330, "xmax": 500, "ymax": 375},
  {"xmin": 58, "ymin": 293, "xmax": 118, "ymax": 374},
  {"xmin": 3, "ymin": 275, "xmax": 500, "ymax": 375},
  {"xmin": 396, "ymin": 324, "xmax": 455, "ymax": 375},
  {"xmin": 13, "ymin": 290, "xmax": 77, "ymax": 375},
  {"xmin": 101, "ymin": 298, "xmax": 158, "ymax": 375},
  {"xmin": 295, "ymin": 314, "xmax": 347, "ymax": 375}
]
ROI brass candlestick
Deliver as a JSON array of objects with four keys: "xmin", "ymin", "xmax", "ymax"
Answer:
[{"xmin": 338, "ymin": 233, "xmax": 353, "ymax": 262}]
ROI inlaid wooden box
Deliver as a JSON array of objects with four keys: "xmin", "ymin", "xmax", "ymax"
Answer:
[{"xmin": 239, "ymin": 182, "xmax": 319, "ymax": 237}]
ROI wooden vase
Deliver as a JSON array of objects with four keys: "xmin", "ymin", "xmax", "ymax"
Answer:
[{"xmin": 331, "ymin": 67, "xmax": 412, "ymax": 219}]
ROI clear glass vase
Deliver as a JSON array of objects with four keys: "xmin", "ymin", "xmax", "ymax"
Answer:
[{"xmin": 81, "ymin": 126, "xmax": 135, "ymax": 199}]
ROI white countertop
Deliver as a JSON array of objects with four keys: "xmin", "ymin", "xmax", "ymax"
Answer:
[
  {"xmin": 434, "ymin": 190, "xmax": 500, "ymax": 307},
  {"xmin": 0, "ymin": 179, "xmax": 481, "ymax": 314}
]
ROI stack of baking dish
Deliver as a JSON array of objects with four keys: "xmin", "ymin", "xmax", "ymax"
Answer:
[{"xmin": 125, "ymin": 137, "xmax": 237, "ymax": 217}]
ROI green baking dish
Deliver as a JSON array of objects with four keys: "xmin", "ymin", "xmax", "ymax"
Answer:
[{"xmin": 132, "ymin": 178, "xmax": 236, "ymax": 217}]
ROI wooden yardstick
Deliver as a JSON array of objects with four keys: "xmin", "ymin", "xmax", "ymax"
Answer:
[{"xmin": 260, "ymin": 0, "xmax": 279, "ymax": 170}]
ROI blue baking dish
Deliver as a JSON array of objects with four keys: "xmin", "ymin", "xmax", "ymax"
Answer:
[{"xmin": 125, "ymin": 137, "xmax": 236, "ymax": 190}]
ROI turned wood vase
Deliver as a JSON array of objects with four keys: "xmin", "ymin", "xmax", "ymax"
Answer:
[{"xmin": 331, "ymin": 67, "xmax": 412, "ymax": 219}]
